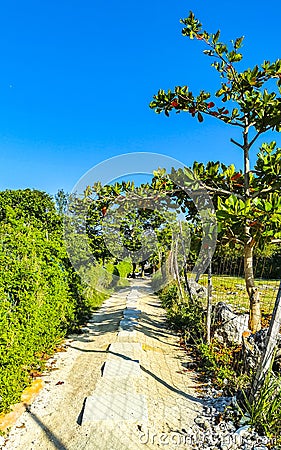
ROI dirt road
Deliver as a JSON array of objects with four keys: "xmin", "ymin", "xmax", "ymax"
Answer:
[{"xmin": 1, "ymin": 280, "xmax": 203, "ymax": 450}]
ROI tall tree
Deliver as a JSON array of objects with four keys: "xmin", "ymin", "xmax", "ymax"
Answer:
[
  {"xmin": 67, "ymin": 180, "xmax": 176, "ymax": 273},
  {"xmin": 150, "ymin": 11, "xmax": 281, "ymax": 332},
  {"xmin": 55, "ymin": 189, "xmax": 69, "ymax": 216}
]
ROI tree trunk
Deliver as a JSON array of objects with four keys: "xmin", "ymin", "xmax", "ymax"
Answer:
[
  {"xmin": 132, "ymin": 262, "xmax": 136, "ymax": 278},
  {"xmin": 244, "ymin": 242, "xmax": 261, "ymax": 332},
  {"xmin": 140, "ymin": 262, "xmax": 145, "ymax": 277},
  {"xmin": 173, "ymin": 239, "xmax": 184, "ymax": 300},
  {"xmin": 178, "ymin": 220, "xmax": 194, "ymax": 301},
  {"xmin": 243, "ymin": 127, "xmax": 261, "ymax": 333},
  {"xmin": 160, "ymin": 250, "xmax": 171, "ymax": 283}
]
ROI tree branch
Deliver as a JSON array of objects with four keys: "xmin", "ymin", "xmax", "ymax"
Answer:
[
  {"xmin": 230, "ymin": 138, "xmax": 244, "ymax": 149},
  {"xmin": 252, "ymin": 187, "xmax": 275, "ymax": 199},
  {"xmin": 203, "ymin": 185, "xmax": 244, "ymax": 200},
  {"xmin": 270, "ymin": 239, "xmax": 281, "ymax": 244},
  {"xmin": 221, "ymin": 235, "xmax": 244, "ymax": 245},
  {"xmin": 248, "ymin": 130, "xmax": 262, "ymax": 149},
  {"xmin": 204, "ymin": 112, "xmax": 244, "ymax": 127}
]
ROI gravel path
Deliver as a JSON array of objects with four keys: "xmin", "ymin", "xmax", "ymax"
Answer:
[{"xmin": 1, "ymin": 279, "xmax": 203, "ymax": 450}]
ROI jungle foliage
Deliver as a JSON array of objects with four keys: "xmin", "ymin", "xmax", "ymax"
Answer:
[{"xmin": 0, "ymin": 189, "xmax": 107, "ymax": 413}]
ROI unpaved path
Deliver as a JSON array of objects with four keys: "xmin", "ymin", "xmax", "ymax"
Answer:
[{"xmin": 1, "ymin": 280, "xmax": 203, "ymax": 450}]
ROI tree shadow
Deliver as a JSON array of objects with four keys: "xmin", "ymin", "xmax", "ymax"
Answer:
[
  {"xmin": 66, "ymin": 345, "xmax": 139, "ymax": 364},
  {"xmin": 76, "ymin": 398, "xmax": 86, "ymax": 426},
  {"xmin": 24, "ymin": 404, "xmax": 68, "ymax": 450},
  {"xmin": 136, "ymin": 310, "xmax": 179, "ymax": 347},
  {"xmin": 68, "ymin": 306, "xmax": 126, "ymax": 342},
  {"xmin": 139, "ymin": 366, "xmax": 204, "ymax": 406}
]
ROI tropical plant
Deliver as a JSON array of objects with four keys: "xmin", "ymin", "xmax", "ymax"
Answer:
[
  {"xmin": 0, "ymin": 189, "xmax": 106, "ymax": 414},
  {"xmin": 150, "ymin": 11, "xmax": 281, "ymax": 331}
]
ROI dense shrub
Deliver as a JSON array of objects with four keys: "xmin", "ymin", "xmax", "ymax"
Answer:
[
  {"xmin": 243, "ymin": 368, "xmax": 281, "ymax": 446},
  {"xmin": 115, "ymin": 258, "xmax": 132, "ymax": 278},
  {"xmin": 0, "ymin": 189, "xmax": 107, "ymax": 413},
  {"xmin": 104, "ymin": 258, "xmax": 132, "ymax": 288},
  {"xmin": 151, "ymin": 271, "xmax": 164, "ymax": 293},
  {"xmin": 157, "ymin": 281, "xmax": 205, "ymax": 343}
]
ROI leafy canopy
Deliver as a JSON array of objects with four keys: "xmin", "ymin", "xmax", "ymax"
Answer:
[{"xmin": 150, "ymin": 11, "xmax": 281, "ymax": 134}]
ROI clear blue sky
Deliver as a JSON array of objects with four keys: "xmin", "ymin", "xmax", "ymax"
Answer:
[{"xmin": 0, "ymin": 0, "xmax": 280, "ymax": 195}]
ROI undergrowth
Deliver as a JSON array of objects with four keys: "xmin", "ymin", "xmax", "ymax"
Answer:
[
  {"xmin": 157, "ymin": 280, "xmax": 249, "ymax": 394},
  {"xmin": 0, "ymin": 190, "xmax": 111, "ymax": 415},
  {"xmin": 156, "ymin": 279, "xmax": 281, "ymax": 447}
]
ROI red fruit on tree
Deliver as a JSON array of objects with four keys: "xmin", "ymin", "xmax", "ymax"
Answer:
[
  {"xmin": 231, "ymin": 173, "xmax": 242, "ymax": 181},
  {"xmin": 171, "ymin": 100, "xmax": 178, "ymax": 107},
  {"xmin": 207, "ymin": 102, "xmax": 215, "ymax": 108},
  {"xmin": 102, "ymin": 206, "xmax": 107, "ymax": 217},
  {"xmin": 249, "ymin": 220, "xmax": 258, "ymax": 227}
]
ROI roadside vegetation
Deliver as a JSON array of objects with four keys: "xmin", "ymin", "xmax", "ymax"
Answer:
[
  {"xmin": 156, "ymin": 278, "xmax": 281, "ymax": 448},
  {"xmin": 155, "ymin": 279, "xmax": 248, "ymax": 393},
  {"xmin": 0, "ymin": 189, "xmax": 131, "ymax": 415}
]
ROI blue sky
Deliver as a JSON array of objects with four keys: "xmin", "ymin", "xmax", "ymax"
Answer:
[{"xmin": 0, "ymin": 0, "xmax": 280, "ymax": 195}]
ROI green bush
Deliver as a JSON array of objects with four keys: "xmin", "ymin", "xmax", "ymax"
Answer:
[
  {"xmin": 80, "ymin": 263, "xmax": 112, "ymax": 305},
  {"xmin": 158, "ymin": 282, "xmax": 205, "ymax": 343},
  {"xmin": 158, "ymin": 282, "xmax": 179, "ymax": 308},
  {"xmin": 116, "ymin": 258, "xmax": 132, "ymax": 281},
  {"xmin": 0, "ymin": 220, "xmax": 81, "ymax": 412},
  {"xmin": 104, "ymin": 259, "xmax": 132, "ymax": 288},
  {"xmin": 151, "ymin": 270, "xmax": 164, "ymax": 292},
  {"xmin": 0, "ymin": 189, "xmax": 109, "ymax": 414}
]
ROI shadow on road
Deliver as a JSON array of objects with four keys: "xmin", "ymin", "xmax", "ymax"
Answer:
[
  {"xmin": 139, "ymin": 366, "xmax": 204, "ymax": 407},
  {"xmin": 24, "ymin": 404, "xmax": 68, "ymax": 450},
  {"xmin": 137, "ymin": 310, "xmax": 179, "ymax": 347},
  {"xmin": 66, "ymin": 345, "xmax": 139, "ymax": 363}
]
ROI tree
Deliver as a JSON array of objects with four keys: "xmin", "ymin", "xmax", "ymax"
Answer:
[
  {"xmin": 0, "ymin": 189, "xmax": 59, "ymax": 232},
  {"xmin": 150, "ymin": 11, "xmax": 281, "ymax": 332},
  {"xmin": 86, "ymin": 181, "xmax": 176, "ymax": 271},
  {"xmin": 65, "ymin": 178, "xmax": 184, "ymax": 284},
  {"xmin": 55, "ymin": 189, "xmax": 69, "ymax": 215}
]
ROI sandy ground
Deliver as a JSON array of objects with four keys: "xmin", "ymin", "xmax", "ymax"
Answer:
[{"xmin": 1, "ymin": 279, "xmax": 203, "ymax": 450}]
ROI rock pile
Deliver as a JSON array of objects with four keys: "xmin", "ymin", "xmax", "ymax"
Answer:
[
  {"xmin": 213, "ymin": 302, "xmax": 250, "ymax": 345},
  {"xmin": 185, "ymin": 279, "xmax": 208, "ymax": 299},
  {"xmin": 187, "ymin": 386, "xmax": 275, "ymax": 450},
  {"xmin": 243, "ymin": 328, "xmax": 281, "ymax": 372}
]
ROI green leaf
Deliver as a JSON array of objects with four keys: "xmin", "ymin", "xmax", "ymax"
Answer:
[
  {"xmin": 234, "ymin": 36, "xmax": 244, "ymax": 49},
  {"xmin": 203, "ymin": 49, "xmax": 214, "ymax": 56},
  {"xmin": 213, "ymin": 30, "xmax": 220, "ymax": 43},
  {"xmin": 265, "ymin": 201, "xmax": 272, "ymax": 212}
]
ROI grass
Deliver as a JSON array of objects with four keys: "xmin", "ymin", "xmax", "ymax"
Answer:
[
  {"xmin": 198, "ymin": 274, "xmax": 279, "ymax": 316},
  {"xmin": 242, "ymin": 367, "xmax": 281, "ymax": 447}
]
